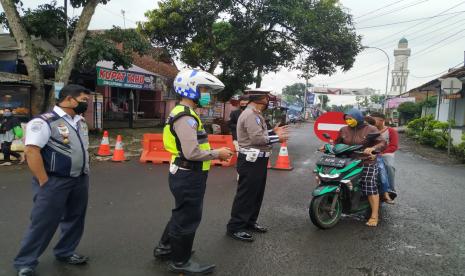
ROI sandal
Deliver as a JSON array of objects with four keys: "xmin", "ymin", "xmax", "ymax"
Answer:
[{"xmin": 365, "ymin": 217, "xmax": 379, "ymax": 227}]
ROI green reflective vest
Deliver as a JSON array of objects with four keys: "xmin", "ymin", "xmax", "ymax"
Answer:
[{"xmin": 163, "ymin": 105, "xmax": 211, "ymax": 171}]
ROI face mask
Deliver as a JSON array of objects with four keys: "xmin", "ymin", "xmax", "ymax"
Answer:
[
  {"xmin": 240, "ymin": 105, "xmax": 247, "ymax": 111},
  {"xmin": 73, "ymin": 98, "xmax": 88, "ymax": 114},
  {"xmin": 345, "ymin": 118, "xmax": 358, "ymax": 128},
  {"xmin": 198, "ymin": 93, "xmax": 211, "ymax": 107},
  {"xmin": 3, "ymin": 111, "xmax": 12, "ymax": 117}
]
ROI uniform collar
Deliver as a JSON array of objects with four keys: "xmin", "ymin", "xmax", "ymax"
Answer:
[
  {"xmin": 246, "ymin": 105, "xmax": 261, "ymax": 114},
  {"xmin": 53, "ymin": 106, "xmax": 82, "ymax": 122}
]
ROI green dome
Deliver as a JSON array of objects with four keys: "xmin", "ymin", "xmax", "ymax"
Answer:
[{"xmin": 399, "ymin": 37, "xmax": 408, "ymax": 44}]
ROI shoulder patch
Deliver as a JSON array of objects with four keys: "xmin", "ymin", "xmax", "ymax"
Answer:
[
  {"xmin": 186, "ymin": 118, "xmax": 198, "ymax": 129},
  {"xmin": 30, "ymin": 120, "xmax": 45, "ymax": 133},
  {"xmin": 255, "ymin": 116, "xmax": 261, "ymax": 125}
]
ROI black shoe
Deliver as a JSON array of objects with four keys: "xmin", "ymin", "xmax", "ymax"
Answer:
[
  {"xmin": 56, "ymin": 253, "xmax": 89, "ymax": 265},
  {"xmin": 168, "ymin": 259, "xmax": 216, "ymax": 274},
  {"xmin": 227, "ymin": 231, "xmax": 254, "ymax": 242},
  {"xmin": 154, "ymin": 243, "xmax": 171, "ymax": 258},
  {"xmin": 17, "ymin": 268, "xmax": 34, "ymax": 276},
  {"xmin": 247, "ymin": 223, "xmax": 268, "ymax": 233}
]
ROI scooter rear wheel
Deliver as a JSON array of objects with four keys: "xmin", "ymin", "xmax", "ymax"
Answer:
[{"xmin": 309, "ymin": 194, "xmax": 342, "ymax": 229}]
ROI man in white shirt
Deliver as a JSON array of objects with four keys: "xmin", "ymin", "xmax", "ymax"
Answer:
[{"xmin": 14, "ymin": 84, "xmax": 91, "ymax": 276}]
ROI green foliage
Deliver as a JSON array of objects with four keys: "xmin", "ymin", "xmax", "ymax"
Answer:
[
  {"xmin": 318, "ymin": 95, "xmax": 329, "ymax": 109},
  {"xmin": 76, "ymin": 27, "xmax": 151, "ymax": 71},
  {"xmin": 139, "ymin": 0, "xmax": 362, "ymax": 101},
  {"xmin": 0, "ymin": 1, "xmax": 78, "ymax": 41},
  {"xmin": 453, "ymin": 134, "xmax": 465, "ymax": 161},
  {"xmin": 406, "ymin": 115, "xmax": 451, "ymax": 149},
  {"xmin": 282, "ymin": 83, "xmax": 307, "ymax": 105},
  {"xmin": 355, "ymin": 96, "xmax": 370, "ymax": 108},
  {"xmin": 397, "ymin": 102, "xmax": 421, "ymax": 122}
]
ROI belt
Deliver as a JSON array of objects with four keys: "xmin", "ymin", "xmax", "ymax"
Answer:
[
  {"xmin": 173, "ymin": 158, "xmax": 203, "ymax": 171},
  {"xmin": 238, "ymin": 148, "xmax": 271, "ymax": 158}
]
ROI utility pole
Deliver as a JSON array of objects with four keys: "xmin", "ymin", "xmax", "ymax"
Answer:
[{"xmin": 121, "ymin": 9, "xmax": 126, "ymax": 28}]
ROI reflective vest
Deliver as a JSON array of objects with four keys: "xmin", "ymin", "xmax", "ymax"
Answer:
[
  {"xmin": 163, "ymin": 105, "xmax": 211, "ymax": 171},
  {"xmin": 37, "ymin": 112, "xmax": 89, "ymax": 177}
]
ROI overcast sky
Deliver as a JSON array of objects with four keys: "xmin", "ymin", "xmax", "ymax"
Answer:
[{"xmin": 2, "ymin": 0, "xmax": 465, "ymax": 105}]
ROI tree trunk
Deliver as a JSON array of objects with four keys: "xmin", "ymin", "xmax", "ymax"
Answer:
[
  {"xmin": 0, "ymin": 0, "xmax": 46, "ymax": 115},
  {"xmin": 208, "ymin": 56, "xmax": 221, "ymax": 74},
  {"xmin": 255, "ymin": 66, "xmax": 263, "ymax": 88},
  {"xmin": 49, "ymin": 0, "xmax": 100, "ymax": 109}
]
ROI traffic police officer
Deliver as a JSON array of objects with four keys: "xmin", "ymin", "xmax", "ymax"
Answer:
[
  {"xmin": 227, "ymin": 90, "xmax": 288, "ymax": 242},
  {"xmin": 14, "ymin": 84, "xmax": 91, "ymax": 276},
  {"xmin": 153, "ymin": 69, "xmax": 233, "ymax": 274}
]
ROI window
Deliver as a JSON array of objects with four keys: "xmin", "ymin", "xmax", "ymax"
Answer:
[{"xmin": 0, "ymin": 85, "xmax": 31, "ymax": 117}]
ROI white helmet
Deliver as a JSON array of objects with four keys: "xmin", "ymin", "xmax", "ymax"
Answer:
[{"xmin": 173, "ymin": 69, "xmax": 225, "ymax": 100}]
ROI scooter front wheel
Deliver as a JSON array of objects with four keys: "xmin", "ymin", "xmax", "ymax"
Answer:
[{"xmin": 309, "ymin": 193, "xmax": 342, "ymax": 229}]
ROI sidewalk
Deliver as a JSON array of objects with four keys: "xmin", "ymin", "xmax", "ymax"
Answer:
[{"xmin": 89, "ymin": 127, "xmax": 163, "ymax": 161}]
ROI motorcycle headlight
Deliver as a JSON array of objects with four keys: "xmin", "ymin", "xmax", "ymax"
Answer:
[
  {"xmin": 318, "ymin": 172, "xmax": 340, "ymax": 179},
  {"xmin": 341, "ymin": 179, "xmax": 353, "ymax": 190}
]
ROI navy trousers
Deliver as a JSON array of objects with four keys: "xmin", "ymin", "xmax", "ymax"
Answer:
[
  {"xmin": 14, "ymin": 174, "xmax": 89, "ymax": 269},
  {"xmin": 227, "ymin": 154, "xmax": 268, "ymax": 233}
]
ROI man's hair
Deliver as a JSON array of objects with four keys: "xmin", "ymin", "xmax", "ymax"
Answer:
[
  {"xmin": 370, "ymin": 112, "xmax": 386, "ymax": 119},
  {"xmin": 365, "ymin": 116, "xmax": 376, "ymax": 126},
  {"xmin": 57, "ymin": 84, "xmax": 90, "ymax": 103}
]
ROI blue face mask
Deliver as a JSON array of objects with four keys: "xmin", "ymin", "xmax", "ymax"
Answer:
[
  {"xmin": 198, "ymin": 93, "xmax": 211, "ymax": 107},
  {"xmin": 3, "ymin": 111, "xmax": 12, "ymax": 117}
]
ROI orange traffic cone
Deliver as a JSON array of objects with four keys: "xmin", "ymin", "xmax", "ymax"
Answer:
[
  {"xmin": 111, "ymin": 135, "xmax": 127, "ymax": 162},
  {"xmin": 97, "ymin": 130, "xmax": 111, "ymax": 156},
  {"xmin": 272, "ymin": 142, "xmax": 293, "ymax": 171}
]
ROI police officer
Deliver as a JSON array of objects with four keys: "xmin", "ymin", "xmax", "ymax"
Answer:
[
  {"xmin": 14, "ymin": 84, "xmax": 91, "ymax": 276},
  {"xmin": 228, "ymin": 96, "xmax": 249, "ymax": 149},
  {"xmin": 227, "ymin": 90, "xmax": 289, "ymax": 242},
  {"xmin": 153, "ymin": 69, "xmax": 233, "ymax": 274}
]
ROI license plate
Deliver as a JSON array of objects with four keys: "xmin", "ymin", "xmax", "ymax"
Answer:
[{"xmin": 316, "ymin": 155, "xmax": 347, "ymax": 168}]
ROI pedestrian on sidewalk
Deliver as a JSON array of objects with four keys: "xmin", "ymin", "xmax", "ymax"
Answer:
[
  {"xmin": 13, "ymin": 85, "xmax": 91, "ymax": 276},
  {"xmin": 226, "ymin": 90, "xmax": 289, "ymax": 242},
  {"xmin": 153, "ymin": 69, "xmax": 233, "ymax": 275},
  {"xmin": 0, "ymin": 108, "xmax": 24, "ymax": 166}
]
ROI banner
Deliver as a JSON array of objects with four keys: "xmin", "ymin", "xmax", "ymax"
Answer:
[
  {"xmin": 96, "ymin": 67, "xmax": 156, "ymax": 91},
  {"xmin": 306, "ymin": 93, "xmax": 315, "ymax": 105}
]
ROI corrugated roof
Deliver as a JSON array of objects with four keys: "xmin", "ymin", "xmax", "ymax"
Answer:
[{"xmin": 407, "ymin": 65, "xmax": 465, "ymax": 93}]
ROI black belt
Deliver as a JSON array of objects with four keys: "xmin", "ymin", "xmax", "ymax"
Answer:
[{"xmin": 174, "ymin": 158, "xmax": 203, "ymax": 171}]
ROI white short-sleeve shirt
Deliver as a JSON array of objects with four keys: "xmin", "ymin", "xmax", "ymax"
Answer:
[{"xmin": 25, "ymin": 106, "xmax": 83, "ymax": 148}]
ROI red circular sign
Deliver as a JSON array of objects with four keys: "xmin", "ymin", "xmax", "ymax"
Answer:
[{"xmin": 313, "ymin": 112, "xmax": 346, "ymax": 142}]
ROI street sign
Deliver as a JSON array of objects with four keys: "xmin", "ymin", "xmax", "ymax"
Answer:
[
  {"xmin": 313, "ymin": 112, "xmax": 346, "ymax": 142},
  {"xmin": 441, "ymin": 77, "xmax": 462, "ymax": 95}
]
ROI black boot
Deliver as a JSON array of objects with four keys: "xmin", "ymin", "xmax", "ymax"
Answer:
[{"xmin": 168, "ymin": 234, "xmax": 215, "ymax": 275}]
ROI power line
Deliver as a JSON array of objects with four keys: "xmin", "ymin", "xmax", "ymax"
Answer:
[
  {"xmin": 410, "ymin": 62, "xmax": 464, "ymax": 78},
  {"xmin": 99, "ymin": 6, "xmax": 138, "ymax": 25},
  {"xmin": 356, "ymin": 0, "xmax": 430, "ymax": 24},
  {"xmin": 354, "ymin": 0, "xmax": 409, "ymax": 20},
  {"xmin": 366, "ymin": 0, "xmax": 465, "ymax": 47},
  {"xmin": 324, "ymin": 66, "xmax": 388, "ymax": 85},
  {"xmin": 356, "ymin": 10, "xmax": 465, "ymax": 29},
  {"xmin": 411, "ymin": 27, "xmax": 465, "ymax": 58}
]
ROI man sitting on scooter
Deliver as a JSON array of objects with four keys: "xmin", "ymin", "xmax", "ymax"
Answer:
[{"xmin": 334, "ymin": 108, "xmax": 386, "ymax": 227}]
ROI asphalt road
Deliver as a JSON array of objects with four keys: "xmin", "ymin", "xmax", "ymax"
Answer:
[{"xmin": 1, "ymin": 123, "xmax": 464, "ymax": 276}]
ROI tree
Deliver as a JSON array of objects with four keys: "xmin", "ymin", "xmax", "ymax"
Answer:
[
  {"xmin": 282, "ymin": 83, "xmax": 307, "ymax": 105},
  {"xmin": 397, "ymin": 102, "xmax": 421, "ymax": 122},
  {"xmin": 370, "ymin": 95, "xmax": 386, "ymax": 105},
  {"xmin": 355, "ymin": 96, "xmax": 370, "ymax": 109},
  {"xmin": 139, "ymin": 0, "xmax": 361, "ymax": 100},
  {"xmin": 0, "ymin": 0, "xmax": 108, "ymax": 114},
  {"xmin": 318, "ymin": 95, "xmax": 329, "ymax": 109}
]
